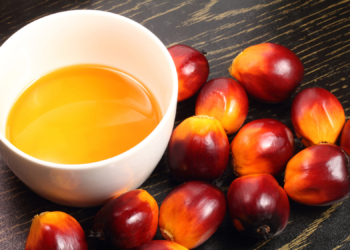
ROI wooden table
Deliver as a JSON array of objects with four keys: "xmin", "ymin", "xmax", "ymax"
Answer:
[{"xmin": 1, "ymin": 0, "xmax": 350, "ymax": 249}]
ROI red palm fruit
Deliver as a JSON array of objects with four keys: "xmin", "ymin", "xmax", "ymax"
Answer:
[
  {"xmin": 92, "ymin": 189, "xmax": 158, "ymax": 249},
  {"xmin": 230, "ymin": 118, "xmax": 294, "ymax": 177},
  {"xmin": 137, "ymin": 240, "xmax": 188, "ymax": 250},
  {"xmin": 25, "ymin": 211, "xmax": 87, "ymax": 250},
  {"xmin": 340, "ymin": 120, "xmax": 350, "ymax": 155},
  {"xmin": 167, "ymin": 116, "xmax": 229, "ymax": 182},
  {"xmin": 284, "ymin": 144, "xmax": 350, "ymax": 206},
  {"xmin": 227, "ymin": 174, "xmax": 290, "ymax": 239},
  {"xmin": 168, "ymin": 44, "xmax": 209, "ymax": 102},
  {"xmin": 228, "ymin": 43, "xmax": 304, "ymax": 103},
  {"xmin": 159, "ymin": 181, "xmax": 226, "ymax": 249},
  {"xmin": 195, "ymin": 77, "xmax": 249, "ymax": 134},
  {"xmin": 291, "ymin": 87, "xmax": 345, "ymax": 147}
]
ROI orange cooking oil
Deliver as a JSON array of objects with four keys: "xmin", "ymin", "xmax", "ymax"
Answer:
[{"xmin": 6, "ymin": 64, "xmax": 161, "ymax": 164}]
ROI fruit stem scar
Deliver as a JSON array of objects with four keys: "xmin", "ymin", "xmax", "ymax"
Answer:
[
  {"xmin": 89, "ymin": 229, "xmax": 105, "ymax": 240},
  {"xmin": 317, "ymin": 141, "xmax": 332, "ymax": 145},
  {"xmin": 161, "ymin": 228, "xmax": 174, "ymax": 241},
  {"xmin": 294, "ymin": 137, "xmax": 303, "ymax": 148},
  {"xmin": 257, "ymin": 225, "xmax": 270, "ymax": 241},
  {"xmin": 194, "ymin": 115, "xmax": 215, "ymax": 120}
]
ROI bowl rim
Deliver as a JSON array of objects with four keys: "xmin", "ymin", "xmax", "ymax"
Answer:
[{"xmin": 0, "ymin": 9, "xmax": 178, "ymax": 170}]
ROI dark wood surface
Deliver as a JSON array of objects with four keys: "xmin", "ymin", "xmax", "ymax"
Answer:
[{"xmin": 1, "ymin": 0, "xmax": 350, "ymax": 249}]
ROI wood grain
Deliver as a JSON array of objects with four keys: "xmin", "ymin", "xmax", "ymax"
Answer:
[{"xmin": 1, "ymin": 0, "xmax": 350, "ymax": 249}]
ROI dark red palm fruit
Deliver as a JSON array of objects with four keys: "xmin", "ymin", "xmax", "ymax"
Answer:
[
  {"xmin": 159, "ymin": 181, "xmax": 226, "ymax": 249},
  {"xmin": 284, "ymin": 144, "xmax": 350, "ymax": 206},
  {"xmin": 228, "ymin": 43, "xmax": 304, "ymax": 103},
  {"xmin": 92, "ymin": 189, "xmax": 158, "ymax": 249},
  {"xmin": 25, "ymin": 211, "xmax": 88, "ymax": 250},
  {"xmin": 230, "ymin": 118, "xmax": 294, "ymax": 177},
  {"xmin": 136, "ymin": 240, "xmax": 188, "ymax": 250},
  {"xmin": 340, "ymin": 120, "xmax": 350, "ymax": 155},
  {"xmin": 168, "ymin": 44, "xmax": 209, "ymax": 102},
  {"xmin": 167, "ymin": 116, "xmax": 229, "ymax": 182},
  {"xmin": 227, "ymin": 174, "xmax": 290, "ymax": 239},
  {"xmin": 291, "ymin": 87, "xmax": 345, "ymax": 147},
  {"xmin": 195, "ymin": 77, "xmax": 249, "ymax": 134}
]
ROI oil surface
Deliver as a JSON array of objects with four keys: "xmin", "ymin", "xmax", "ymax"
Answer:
[{"xmin": 6, "ymin": 64, "xmax": 161, "ymax": 164}]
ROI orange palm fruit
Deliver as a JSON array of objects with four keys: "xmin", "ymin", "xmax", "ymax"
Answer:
[
  {"xmin": 136, "ymin": 240, "xmax": 188, "ymax": 250},
  {"xmin": 167, "ymin": 116, "xmax": 229, "ymax": 182},
  {"xmin": 25, "ymin": 211, "xmax": 87, "ymax": 250},
  {"xmin": 168, "ymin": 44, "xmax": 209, "ymax": 102},
  {"xmin": 284, "ymin": 144, "xmax": 350, "ymax": 206},
  {"xmin": 228, "ymin": 43, "xmax": 304, "ymax": 103},
  {"xmin": 159, "ymin": 181, "xmax": 226, "ymax": 249},
  {"xmin": 227, "ymin": 174, "xmax": 290, "ymax": 239},
  {"xmin": 195, "ymin": 77, "xmax": 249, "ymax": 134},
  {"xmin": 291, "ymin": 87, "xmax": 345, "ymax": 147},
  {"xmin": 340, "ymin": 120, "xmax": 350, "ymax": 155},
  {"xmin": 230, "ymin": 118, "xmax": 294, "ymax": 176},
  {"xmin": 92, "ymin": 189, "xmax": 158, "ymax": 249}
]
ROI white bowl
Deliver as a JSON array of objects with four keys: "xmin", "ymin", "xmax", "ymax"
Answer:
[{"xmin": 0, "ymin": 10, "xmax": 177, "ymax": 207}]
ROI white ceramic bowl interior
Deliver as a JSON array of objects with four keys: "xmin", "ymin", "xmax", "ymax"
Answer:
[{"xmin": 0, "ymin": 10, "xmax": 177, "ymax": 207}]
